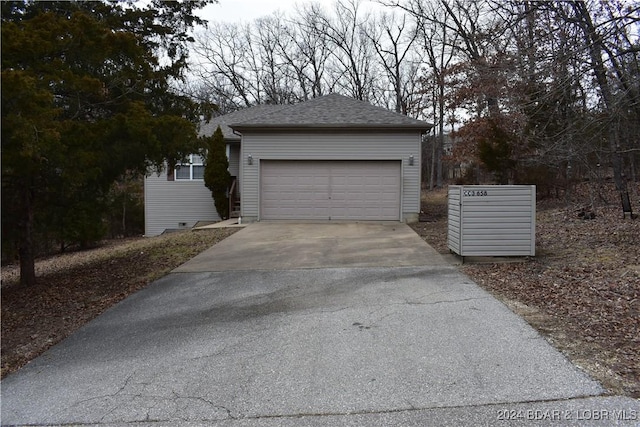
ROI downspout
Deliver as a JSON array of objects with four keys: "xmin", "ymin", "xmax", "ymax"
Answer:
[{"xmin": 232, "ymin": 128, "xmax": 243, "ymax": 222}]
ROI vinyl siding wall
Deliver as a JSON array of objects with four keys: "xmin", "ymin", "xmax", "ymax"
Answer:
[
  {"xmin": 228, "ymin": 143, "xmax": 240, "ymax": 177},
  {"xmin": 447, "ymin": 187, "xmax": 462, "ymax": 254},
  {"xmin": 144, "ymin": 170, "xmax": 220, "ymax": 236},
  {"xmin": 239, "ymin": 130, "xmax": 421, "ymax": 222},
  {"xmin": 448, "ymin": 185, "xmax": 536, "ymax": 256},
  {"xmin": 144, "ymin": 145, "xmax": 242, "ymax": 236}
]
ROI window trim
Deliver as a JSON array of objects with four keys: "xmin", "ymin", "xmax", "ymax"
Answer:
[{"xmin": 175, "ymin": 154, "xmax": 204, "ymax": 181}]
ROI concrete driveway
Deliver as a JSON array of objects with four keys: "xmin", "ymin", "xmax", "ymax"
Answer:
[
  {"xmin": 2, "ymin": 223, "xmax": 638, "ymax": 426},
  {"xmin": 174, "ymin": 222, "xmax": 448, "ymax": 272}
]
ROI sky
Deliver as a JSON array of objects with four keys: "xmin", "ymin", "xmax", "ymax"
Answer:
[
  {"xmin": 199, "ymin": 0, "xmax": 308, "ymax": 23},
  {"xmin": 198, "ymin": 0, "xmax": 387, "ymax": 24}
]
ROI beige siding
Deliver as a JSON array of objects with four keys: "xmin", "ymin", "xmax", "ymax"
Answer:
[
  {"xmin": 448, "ymin": 185, "xmax": 536, "ymax": 256},
  {"xmin": 144, "ymin": 170, "xmax": 220, "ymax": 236},
  {"xmin": 240, "ymin": 130, "xmax": 421, "ymax": 222},
  {"xmin": 447, "ymin": 186, "xmax": 462, "ymax": 254}
]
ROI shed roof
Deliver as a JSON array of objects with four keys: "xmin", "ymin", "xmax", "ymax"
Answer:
[{"xmin": 231, "ymin": 93, "xmax": 432, "ymax": 131}]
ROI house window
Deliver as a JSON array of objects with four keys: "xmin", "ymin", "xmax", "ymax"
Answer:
[{"xmin": 175, "ymin": 154, "xmax": 204, "ymax": 181}]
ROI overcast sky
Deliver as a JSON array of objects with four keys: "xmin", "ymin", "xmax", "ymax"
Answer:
[
  {"xmin": 198, "ymin": 0, "xmax": 387, "ymax": 24},
  {"xmin": 199, "ymin": 0, "xmax": 306, "ymax": 23}
]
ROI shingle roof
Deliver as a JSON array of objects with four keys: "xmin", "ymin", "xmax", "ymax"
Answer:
[
  {"xmin": 230, "ymin": 93, "xmax": 432, "ymax": 131},
  {"xmin": 199, "ymin": 104, "xmax": 286, "ymax": 139}
]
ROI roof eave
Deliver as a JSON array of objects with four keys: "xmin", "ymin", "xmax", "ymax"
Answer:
[{"xmin": 230, "ymin": 123, "xmax": 433, "ymax": 132}]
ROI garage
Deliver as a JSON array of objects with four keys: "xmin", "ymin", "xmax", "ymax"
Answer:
[{"xmin": 260, "ymin": 160, "xmax": 401, "ymax": 221}]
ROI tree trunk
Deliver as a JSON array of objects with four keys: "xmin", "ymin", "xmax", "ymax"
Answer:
[
  {"xmin": 19, "ymin": 185, "xmax": 36, "ymax": 287},
  {"xmin": 571, "ymin": 1, "xmax": 628, "ymax": 198},
  {"xmin": 436, "ymin": 78, "xmax": 445, "ymax": 188},
  {"xmin": 429, "ymin": 80, "xmax": 438, "ymax": 190},
  {"xmin": 122, "ymin": 197, "xmax": 127, "ymax": 236},
  {"xmin": 430, "ymin": 133, "xmax": 436, "ymax": 190}
]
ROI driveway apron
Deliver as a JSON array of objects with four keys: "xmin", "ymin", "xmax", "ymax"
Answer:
[{"xmin": 2, "ymin": 223, "xmax": 637, "ymax": 426}]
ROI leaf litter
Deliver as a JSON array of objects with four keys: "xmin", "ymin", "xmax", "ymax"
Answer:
[
  {"xmin": 1, "ymin": 228, "xmax": 239, "ymax": 378},
  {"xmin": 412, "ymin": 183, "xmax": 640, "ymax": 397}
]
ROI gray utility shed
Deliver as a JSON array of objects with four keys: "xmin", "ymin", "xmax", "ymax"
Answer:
[{"xmin": 448, "ymin": 185, "xmax": 536, "ymax": 257}]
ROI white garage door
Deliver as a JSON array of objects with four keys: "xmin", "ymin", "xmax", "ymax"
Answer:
[{"xmin": 260, "ymin": 160, "xmax": 400, "ymax": 220}]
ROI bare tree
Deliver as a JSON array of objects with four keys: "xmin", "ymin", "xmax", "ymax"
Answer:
[
  {"xmin": 306, "ymin": 0, "xmax": 378, "ymax": 100},
  {"xmin": 394, "ymin": 0, "xmax": 511, "ymax": 185},
  {"xmin": 531, "ymin": 0, "xmax": 640, "ymax": 207},
  {"xmin": 287, "ymin": 3, "xmax": 335, "ymax": 99},
  {"xmin": 254, "ymin": 14, "xmax": 299, "ymax": 104},
  {"xmin": 415, "ymin": 0, "xmax": 459, "ymax": 188},
  {"xmin": 192, "ymin": 22, "xmax": 259, "ymax": 108},
  {"xmin": 366, "ymin": 12, "xmax": 420, "ymax": 113}
]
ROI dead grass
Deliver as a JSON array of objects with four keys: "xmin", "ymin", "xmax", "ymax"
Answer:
[{"xmin": 1, "ymin": 228, "xmax": 239, "ymax": 378}]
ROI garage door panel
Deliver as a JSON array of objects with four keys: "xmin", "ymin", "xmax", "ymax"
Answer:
[
  {"xmin": 380, "ymin": 190, "xmax": 398, "ymax": 199},
  {"xmin": 382, "ymin": 176, "xmax": 398, "ymax": 185},
  {"xmin": 261, "ymin": 160, "xmax": 400, "ymax": 220}
]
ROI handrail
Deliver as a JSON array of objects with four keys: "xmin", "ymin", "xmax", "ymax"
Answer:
[
  {"xmin": 228, "ymin": 177, "xmax": 238, "ymax": 219},
  {"xmin": 229, "ymin": 177, "xmax": 237, "ymax": 198}
]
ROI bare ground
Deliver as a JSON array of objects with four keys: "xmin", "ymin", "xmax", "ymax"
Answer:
[
  {"xmin": 1, "ymin": 228, "xmax": 239, "ymax": 378},
  {"xmin": 410, "ymin": 183, "xmax": 640, "ymax": 398}
]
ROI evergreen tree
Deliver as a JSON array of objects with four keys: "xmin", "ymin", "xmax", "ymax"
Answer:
[
  {"xmin": 203, "ymin": 126, "xmax": 231, "ymax": 219},
  {"xmin": 1, "ymin": 1, "xmax": 214, "ymax": 286}
]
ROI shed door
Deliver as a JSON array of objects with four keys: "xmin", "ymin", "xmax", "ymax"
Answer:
[{"xmin": 260, "ymin": 160, "xmax": 400, "ymax": 220}]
